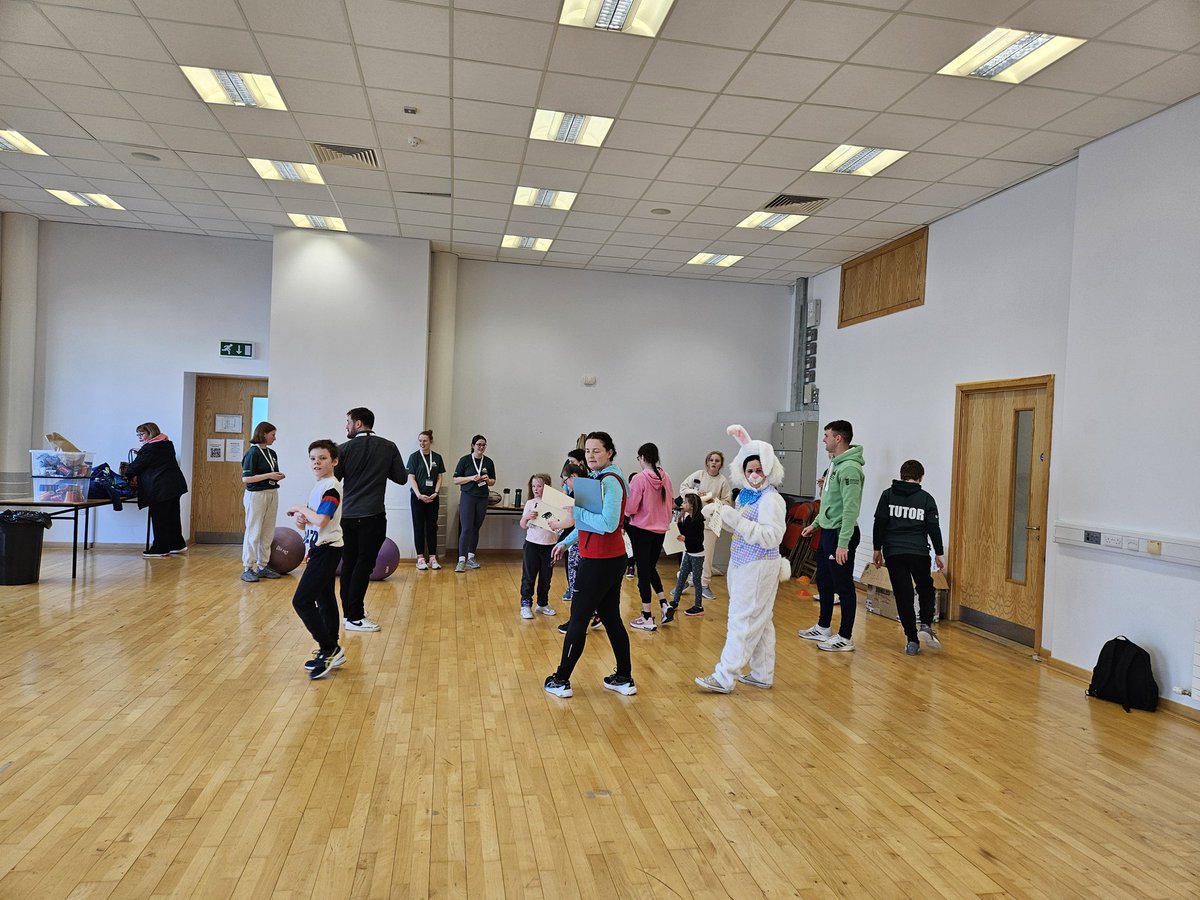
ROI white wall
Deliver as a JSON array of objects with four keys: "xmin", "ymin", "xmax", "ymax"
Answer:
[
  {"xmin": 268, "ymin": 229, "xmax": 430, "ymax": 556},
  {"xmin": 809, "ymin": 161, "xmax": 1077, "ymax": 578},
  {"xmin": 451, "ymin": 260, "xmax": 793, "ymax": 549},
  {"xmin": 1049, "ymin": 96, "xmax": 1200, "ymax": 702},
  {"xmin": 35, "ymin": 222, "xmax": 271, "ymax": 544}
]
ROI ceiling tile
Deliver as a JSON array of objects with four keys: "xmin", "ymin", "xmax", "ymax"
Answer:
[
  {"xmin": 149, "ymin": 20, "xmax": 267, "ymax": 72},
  {"xmin": 453, "ymin": 60, "xmax": 542, "ymax": 105},
  {"xmin": 230, "ymin": 134, "xmax": 310, "ymax": 160},
  {"xmin": 276, "ymin": 78, "xmax": 371, "ymax": 119},
  {"xmin": 887, "ymin": 74, "xmax": 1010, "ymax": 118},
  {"xmin": 661, "ymin": 0, "xmax": 790, "ymax": 49},
  {"xmin": 783, "ymin": 170, "xmax": 864, "ymax": 197},
  {"xmin": 902, "ymin": 0, "xmax": 1026, "ymax": 25},
  {"xmin": 201, "ymin": 173, "xmax": 272, "ymax": 195},
  {"xmin": 773, "ymin": 103, "xmax": 876, "ymax": 142},
  {"xmin": 454, "ymin": 130, "xmax": 525, "ymax": 163},
  {"xmin": 124, "ymin": 94, "xmax": 223, "ymax": 129},
  {"xmin": 454, "ymin": 158, "xmax": 520, "ymax": 184},
  {"xmin": 720, "ymin": 165, "xmax": 797, "ymax": 192},
  {"xmin": 701, "ymin": 186, "xmax": 776, "ymax": 210},
  {"xmin": 546, "ymin": 28, "xmax": 652, "ymax": 80},
  {"xmin": 369, "ymin": 89, "xmax": 450, "ymax": 128},
  {"xmin": 1024, "ymin": 41, "xmax": 1173, "ymax": 94},
  {"xmin": 941, "ymin": 158, "xmax": 1048, "ymax": 187},
  {"xmin": 850, "ymin": 112, "xmax": 955, "ymax": 149},
  {"xmin": 697, "ymin": 95, "xmax": 798, "ymax": 135},
  {"xmin": 2, "ymin": 1, "xmax": 72, "ymax": 47},
  {"xmin": 640, "ymin": 181, "xmax": 714, "ymax": 204},
  {"xmin": 674, "ymin": 130, "xmax": 762, "ymax": 163},
  {"xmin": 346, "ymin": 0, "xmax": 450, "ymax": 54},
  {"xmin": 919, "ymin": 121, "xmax": 1029, "ymax": 156},
  {"xmin": 1110, "ymin": 54, "xmax": 1200, "ymax": 104},
  {"xmin": 239, "ymin": 0, "xmax": 352, "ymax": 41},
  {"xmin": 1014, "ymin": 0, "xmax": 1158, "ymax": 39},
  {"xmin": 381, "ymin": 149, "xmax": 452, "ymax": 178},
  {"xmin": 592, "ymin": 148, "xmax": 668, "ymax": 179},
  {"xmin": 820, "ymin": 197, "xmax": 897, "ymax": 219},
  {"xmin": 453, "ymin": 11, "xmax": 554, "ymax": 67},
  {"xmin": 32, "ymin": 134, "xmax": 117, "ymax": 162},
  {"xmin": 1101, "ymin": 0, "xmax": 1200, "ymax": 51},
  {"xmin": 571, "ymin": 194, "xmax": 636, "ymax": 216},
  {"xmin": 257, "ymin": 34, "xmax": 363, "ymax": 83},
  {"xmin": 0, "ymin": 105, "xmax": 89, "ymax": 139},
  {"xmin": 807, "ymin": 65, "xmax": 928, "ymax": 111},
  {"xmin": 605, "ymin": 121, "xmax": 690, "ymax": 156},
  {"xmin": 902, "ymin": 182, "xmax": 993, "ymax": 207},
  {"xmin": 538, "ymin": 73, "xmax": 631, "ymax": 118},
  {"xmin": 967, "ymin": 86, "xmax": 1092, "ymax": 129},
  {"xmin": 0, "ymin": 75, "xmax": 50, "ymax": 109},
  {"xmin": 725, "ymin": 54, "xmax": 838, "ymax": 103},
  {"xmin": 41, "ymin": 5, "xmax": 169, "ymax": 59},
  {"xmin": 874, "ymin": 151, "xmax": 970, "ymax": 180},
  {"xmin": 522, "ymin": 141, "xmax": 597, "ymax": 170},
  {"xmin": 71, "ymin": 114, "xmax": 165, "ymax": 146},
  {"xmin": 759, "ymin": 2, "xmax": 893, "ymax": 61},
  {"xmin": 32, "ymin": 81, "xmax": 140, "ymax": 120},
  {"xmin": 851, "ymin": 14, "xmax": 992, "ymax": 73},
  {"xmin": 1044, "ymin": 95, "xmax": 1166, "ymax": 137},
  {"xmin": 843, "ymin": 220, "xmax": 914, "ymax": 240},
  {"xmin": 987, "ymin": 130, "xmax": 1088, "ymax": 164},
  {"xmin": 620, "ymin": 84, "xmax": 716, "ymax": 127},
  {"xmin": 517, "ymin": 165, "xmax": 587, "ymax": 191},
  {"xmin": 0, "ymin": 43, "xmax": 104, "ymax": 86},
  {"xmin": 844, "ymin": 176, "xmax": 924, "ymax": 201},
  {"xmin": 657, "ymin": 157, "xmax": 737, "ymax": 186},
  {"xmin": 85, "ymin": 55, "xmax": 197, "ymax": 100},
  {"xmin": 581, "ymin": 173, "xmax": 649, "ymax": 199},
  {"xmin": 874, "ymin": 202, "xmax": 955, "ymax": 225},
  {"xmin": 292, "ymin": 113, "xmax": 377, "ymax": 147},
  {"xmin": 638, "ymin": 41, "xmax": 748, "ymax": 93},
  {"xmin": 743, "ymin": 136, "xmax": 831, "ymax": 169},
  {"xmin": 152, "ymin": 123, "xmax": 243, "ymax": 155},
  {"xmin": 358, "ymin": 49, "xmax": 450, "ymax": 95}
]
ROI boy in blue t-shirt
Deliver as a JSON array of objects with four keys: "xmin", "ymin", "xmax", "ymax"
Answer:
[{"xmin": 287, "ymin": 439, "xmax": 345, "ymax": 680}]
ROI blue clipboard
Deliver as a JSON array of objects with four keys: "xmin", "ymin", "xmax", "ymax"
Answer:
[{"xmin": 571, "ymin": 475, "xmax": 605, "ymax": 514}]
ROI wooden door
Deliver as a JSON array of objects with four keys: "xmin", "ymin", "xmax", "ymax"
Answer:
[
  {"xmin": 949, "ymin": 376, "xmax": 1053, "ymax": 649},
  {"xmin": 191, "ymin": 376, "xmax": 268, "ymax": 543}
]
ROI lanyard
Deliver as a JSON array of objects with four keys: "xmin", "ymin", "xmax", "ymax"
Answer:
[
  {"xmin": 257, "ymin": 445, "xmax": 277, "ymax": 471},
  {"xmin": 472, "ymin": 455, "xmax": 484, "ymax": 478},
  {"xmin": 421, "ymin": 452, "xmax": 434, "ymax": 478}
]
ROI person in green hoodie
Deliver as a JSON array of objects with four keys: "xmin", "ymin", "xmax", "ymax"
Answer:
[
  {"xmin": 799, "ymin": 420, "xmax": 865, "ymax": 652},
  {"xmin": 871, "ymin": 459, "xmax": 945, "ymax": 656}
]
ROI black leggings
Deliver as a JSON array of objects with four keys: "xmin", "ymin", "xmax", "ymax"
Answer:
[
  {"xmin": 293, "ymin": 543, "xmax": 342, "ymax": 653},
  {"xmin": 816, "ymin": 525, "xmax": 860, "ymax": 639},
  {"xmin": 521, "ymin": 541, "xmax": 553, "ymax": 605},
  {"xmin": 885, "ymin": 553, "xmax": 936, "ymax": 642},
  {"xmin": 554, "ymin": 554, "xmax": 631, "ymax": 683},
  {"xmin": 410, "ymin": 496, "xmax": 439, "ymax": 557},
  {"xmin": 458, "ymin": 493, "xmax": 488, "ymax": 556},
  {"xmin": 626, "ymin": 523, "xmax": 666, "ymax": 605}
]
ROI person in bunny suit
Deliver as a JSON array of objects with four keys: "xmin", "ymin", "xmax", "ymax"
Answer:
[{"xmin": 694, "ymin": 425, "xmax": 792, "ymax": 693}]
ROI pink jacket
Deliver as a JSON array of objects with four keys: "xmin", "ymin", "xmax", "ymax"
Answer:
[{"xmin": 625, "ymin": 466, "xmax": 674, "ymax": 533}]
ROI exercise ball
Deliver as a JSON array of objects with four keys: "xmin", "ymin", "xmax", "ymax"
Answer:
[
  {"xmin": 370, "ymin": 538, "xmax": 400, "ymax": 581},
  {"xmin": 270, "ymin": 527, "xmax": 306, "ymax": 575}
]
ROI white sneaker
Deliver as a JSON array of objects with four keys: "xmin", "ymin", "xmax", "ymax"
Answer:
[
  {"xmin": 429, "ymin": 557, "xmax": 442, "ymax": 570},
  {"xmin": 798, "ymin": 624, "xmax": 832, "ymax": 642},
  {"xmin": 919, "ymin": 624, "xmax": 941, "ymax": 649},
  {"xmin": 344, "ymin": 617, "xmax": 381, "ymax": 632},
  {"xmin": 537, "ymin": 605, "xmax": 556, "ymax": 616},
  {"xmin": 520, "ymin": 605, "xmax": 534, "ymax": 620},
  {"xmin": 416, "ymin": 558, "xmax": 428, "ymax": 570},
  {"xmin": 818, "ymin": 634, "xmax": 855, "ymax": 652},
  {"xmin": 736, "ymin": 673, "xmax": 773, "ymax": 689},
  {"xmin": 466, "ymin": 556, "xmax": 481, "ymax": 569},
  {"xmin": 694, "ymin": 674, "xmax": 731, "ymax": 694},
  {"xmin": 455, "ymin": 558, "xmax": 466, "ymax": 573}
]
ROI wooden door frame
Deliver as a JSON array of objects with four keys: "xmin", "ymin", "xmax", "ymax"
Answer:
[{"xmin": 949, "ymin": 374, "xmax": 1054, "ymax": 651}]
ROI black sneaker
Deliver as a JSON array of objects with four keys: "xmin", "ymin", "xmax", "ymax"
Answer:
[
  {"xmin": 590, "ymin": 614, "xmax": 603, "ymax": 630},
  {"xmin": 684, "ymin": 605, "xmax": 705, "ymax": 617},
  {"xmin": 557, "ymin": 622, "xmax": 569, "ymax": 635},
  {"xmin": 308, "ymin": 649, "xmax": 338, "ymax": 680},
  {"xmin": 602, "ymin": 673, "xmax": 637, "ymax": 695},
  {"xmin": 305, "ymin": 645, "xmax": 345, "ymax": 671},
  {"xmin": 544, "ymin": 674, "xmax": 572, "ymax": 697},
  {"xmin": 661, "ymin": 603, "xmax": 676, "ymax": 625}
]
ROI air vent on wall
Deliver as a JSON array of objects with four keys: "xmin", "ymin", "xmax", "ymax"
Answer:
[
  {"xmin": 309, "ymin": 142, "xmax": 380, "ymax": 169},
  {"xmin": 762, "ymin": 194, "xmax": 831, "ymax": 215}
]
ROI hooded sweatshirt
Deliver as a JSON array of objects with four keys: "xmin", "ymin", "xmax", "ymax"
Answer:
[
  {"xmin": 678, "ymin": 468, "xmax": 733, "ymax": 507},
  {"xmin": 625, "ymin": 466, "xmax": 674, "ymax": 532},
  {"xmin": 873, "ymin": 480, "xmax": 944, "ymax": 557},
  {"xmin": 813, "ymin": 444, "xmax": 865, "ymax": 548}
]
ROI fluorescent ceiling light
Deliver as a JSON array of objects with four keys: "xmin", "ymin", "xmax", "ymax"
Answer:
[
  {"xmin": 513, "ymin": 186, "xmax": 578, "ymax": 210},
  {"xmin": 559, "ymin": 0, "xmax": 676, "ymax": 37},
  {"xmin": 737, "ymin": 211, "xmax": 808, "ymax": 231},
  {"xmin": 502, "ymin": 235, "xmax": 553, "ymax": 251},
  {"xmin": 530, "ymin": 109, "xmax": 613, "ymax": 147},
  {"xmin": 248, "ymin": 158, "xmax": 325, "ymax": 184},
  {"xmin": 938, "ymin": 28, "xmax": 1086, "ymax": 84},
  {"xmin": 46, "ymin": 189, "xmax": 124, "ymax": 210},
  {"xmin": 0, "ymin": 130, "xmax": 48, "ymax": 155},
  {"xmin": 810, "ymin": 145, "xmax": 907, "ymax": 177},
  {"xmin": 288, "ymin": 213, "xmax": 347, "ymax": 231},
  {"xmin": 687, "ymin": 252, "xmax": 742, "ymax": 267},
  {"xmin": 180, "ymin": 66, "xmax": 288, "ymax": 110}
]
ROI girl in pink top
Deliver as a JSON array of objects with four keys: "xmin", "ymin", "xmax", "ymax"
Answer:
[{"xmin": 626, "ymin": 442, "xmax": 674, "ymax": 631}]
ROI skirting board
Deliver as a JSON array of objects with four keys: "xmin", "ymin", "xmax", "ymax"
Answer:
[{"xmin": 1042, "ymin": 654, "xmax": 1200, "ymax": 726}]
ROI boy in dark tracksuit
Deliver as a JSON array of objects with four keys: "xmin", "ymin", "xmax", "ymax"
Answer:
[{"xmin": 871, "ymin": 459, "xmax": 945, "ymax": 656}]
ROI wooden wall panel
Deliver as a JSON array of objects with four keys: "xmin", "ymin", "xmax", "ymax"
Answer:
[{"xmin": 838, "ymin": 227, "xmax": 927, "ymax": 328}]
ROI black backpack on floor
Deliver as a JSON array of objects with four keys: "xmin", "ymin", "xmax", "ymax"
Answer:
[{"xmin": 1086, "ymin": 636, "xmax": 1159, "ymax": 712}]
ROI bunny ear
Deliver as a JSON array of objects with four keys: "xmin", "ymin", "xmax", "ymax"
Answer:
[{"xmin": 726, "ymin": 424, "xmax": 751, "ymax": 446}]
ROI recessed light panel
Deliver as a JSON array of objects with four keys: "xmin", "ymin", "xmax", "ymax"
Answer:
[
  {"xmin": 180, "ymin": 67, "xmax": 287, "ymax": 109},
  {"xmin": 513, "ymin": 186, "xmax": 577, "ymax": 210},
  {"xmin": 248, "ymin": 158, "xmax": 325, "ymax": 184},
  {"xmin": 737, "ymin": 211, "xmax": 808, "ymax": 231},
  {"xmin": 559, "ymin": 0, "xmax": 676, "ymax": 37},
  {"xmin": 0, "ymin": 130, "xmax": 48, "ymax": 155},
  {"xmin": 46, "ymin": 189, "xmax": 124, "ymax": 210},
  {"xmin": 810, "ymin": 145, "xmax": 907, "ymax": 177},
  {"xmin": 530, "ymin": 109, "xmax": 613, "ymax": 147},
  {"xmin": 939, "ymin": 28, "xmax": 1086, "ymax": 84},
  {"xmin": 687, "ymin": 252, "xmax": 742, "ymax": 267},
  {"xmin": 502, "ymin": 235, "xmax": 553, "ymax": 251},
  {"xmin": 288, "ymin": 213, "xmax": 347, "ymax": 231}
]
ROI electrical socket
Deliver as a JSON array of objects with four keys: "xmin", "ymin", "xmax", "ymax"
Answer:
[
  {"xmin": 1171, "ymin": 686, "xmax": 1193, "ymax": 696},
  {"xmin": 1084, "ymin": 530, "xmax": 1101, "ymax": 545},
  {"xmin": 1102, "ymin": 533, "xmax": 1123, "ymax": 548}
]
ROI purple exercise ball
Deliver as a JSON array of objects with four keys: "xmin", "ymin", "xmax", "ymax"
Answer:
[
  {"xmin": 269, "ymin": 527, "xmax": 306, "ymax": 575},
  {"xmin": 334, "ymin": 537, "xmax": 401, "ymax": 581}
]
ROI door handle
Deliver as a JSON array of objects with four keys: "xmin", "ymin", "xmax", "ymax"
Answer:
[{"xmin": 1025, "ymin": 525, "xmax": 1041, "ymax": 531}]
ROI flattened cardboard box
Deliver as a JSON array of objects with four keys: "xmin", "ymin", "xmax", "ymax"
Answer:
[{"xmin": 860, "ymin": 564, "xmax": 949, "ymax": 623}]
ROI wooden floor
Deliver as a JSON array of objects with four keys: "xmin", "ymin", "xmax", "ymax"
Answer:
[{"xmin": 1, "ymin": 546, "xmax": 1198, "ymax": 899}]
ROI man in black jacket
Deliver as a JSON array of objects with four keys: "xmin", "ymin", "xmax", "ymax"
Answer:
[
  {"xmin": 336, "ymin": 407, "xmax": 407, "ymax": 632},
  {"xmin": 871, "ymin": 459, "xmax": 945, "ymax": 656}
]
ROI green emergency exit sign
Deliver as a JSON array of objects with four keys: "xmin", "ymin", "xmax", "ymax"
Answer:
[{"xmin": 220, "ymin": 341, "xmax": 254, "ymax": 358}]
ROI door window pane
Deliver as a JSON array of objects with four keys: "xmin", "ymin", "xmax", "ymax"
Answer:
[
  {"xmin": 251, "ymin": 396, "xmax": 269, "ymax": 429},
  {"xmin": 1009, "ymin": 409, "xmax": 1033, "ymax": 582}
]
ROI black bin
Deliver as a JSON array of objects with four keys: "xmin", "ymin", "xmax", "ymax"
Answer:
[{"xmin": 0, "ymin": 510, "xmax": 53, "ymax": 585}]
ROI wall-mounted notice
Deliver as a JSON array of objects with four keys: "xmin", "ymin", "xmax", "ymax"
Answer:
[
  {"xmin": 225, "ymin": 439, "xmax": 245, "ymax": 461},
  {"xmin": 206, "ymin": 439, "xmax": 225, "ymax": 462},
  {"xmin": 215, "ymin": 414, "xmax": 243, "ymax": 433}
]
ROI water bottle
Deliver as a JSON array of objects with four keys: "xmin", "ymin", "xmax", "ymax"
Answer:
[{"xmin": 514, "ymin": 488, "xmax": 522, "ymax": 508}]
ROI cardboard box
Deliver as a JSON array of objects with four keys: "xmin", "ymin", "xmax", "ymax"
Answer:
[{"xmin": 860, "ymin": 564, "xmax": 948, "ymax": 623}]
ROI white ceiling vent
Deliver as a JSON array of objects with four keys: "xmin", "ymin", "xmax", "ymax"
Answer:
[
  {"xmin": 762, "ymin": 194, "xmax": 831, "ymax": 215},
  {"xmin": 309, "ymin": 142, "xmax": 380, "ymax": 169}
]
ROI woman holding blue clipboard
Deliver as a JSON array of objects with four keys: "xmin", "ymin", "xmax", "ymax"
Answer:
[{"xmin": 543, "ymin": 432, "xmax": 636, "ymax": 699}]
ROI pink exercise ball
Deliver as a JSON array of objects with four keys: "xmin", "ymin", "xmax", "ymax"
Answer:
[{"xmin": 269, "ymin": 527, "xmax": 306, "ymax": 575}]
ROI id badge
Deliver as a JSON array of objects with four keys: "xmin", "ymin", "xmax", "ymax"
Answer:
[{"xmin": 425, "ymin": 479, "xmax": 434, "ymax": 488}]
